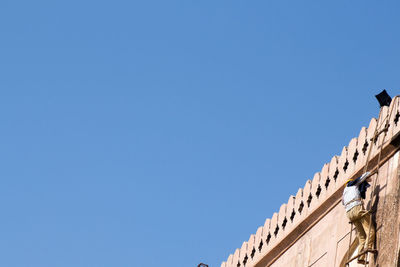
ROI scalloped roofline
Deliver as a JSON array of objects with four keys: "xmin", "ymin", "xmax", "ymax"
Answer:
[{"xmin": 221, "ymin": 96, "xmax": 400, "ymax": 267}]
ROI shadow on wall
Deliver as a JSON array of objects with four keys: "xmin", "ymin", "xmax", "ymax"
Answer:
[{"xmin": 339, "ymin": 239, "xmax": 358, "ymax": 267}]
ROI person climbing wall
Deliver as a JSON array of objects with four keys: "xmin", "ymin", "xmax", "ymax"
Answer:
[{"xmin": 342, "ymin": 172, "xmax": 376, "ymax": 265}]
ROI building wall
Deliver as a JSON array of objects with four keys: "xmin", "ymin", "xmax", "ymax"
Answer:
[
  {"xmin": 221, "ymin": 97, "xmax": 400, "ymax": 267},
  {"xmin": 269, "ymin": 154, "xmax": 399, "ymax": 267}
]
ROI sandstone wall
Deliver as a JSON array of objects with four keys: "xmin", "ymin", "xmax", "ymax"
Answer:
[{"xmin": 222, "ymin": 97, "xmax": 400, "ymax": 267}]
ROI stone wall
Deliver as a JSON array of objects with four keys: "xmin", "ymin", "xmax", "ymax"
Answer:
[{"xmin": 221, "ymin": 97, "xmax": 400, "ymax": 267}]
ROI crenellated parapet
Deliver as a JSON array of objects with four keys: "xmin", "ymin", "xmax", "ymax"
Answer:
[{"xmin": 221, "ymin": 96, "xmax": 400, "ymax": 267}]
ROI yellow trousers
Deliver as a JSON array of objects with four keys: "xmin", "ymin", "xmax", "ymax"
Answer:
[{"xmin": 346, "ymin": 204, "xmax": 375, "ymax": 261}]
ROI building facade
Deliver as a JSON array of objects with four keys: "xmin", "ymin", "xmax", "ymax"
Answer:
[{"xmin": 222, "ymin": 97, "xmax": 400, "ymax": 267}]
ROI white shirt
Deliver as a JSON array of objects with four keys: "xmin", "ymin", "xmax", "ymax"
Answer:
[{"xmin": 342, "ymin": 172, "xmax": 370, "ymax": 212}]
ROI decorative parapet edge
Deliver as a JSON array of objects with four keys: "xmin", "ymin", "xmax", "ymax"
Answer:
[{"xmin": 221, "ymin": 96, "xmax": 400, "ymax": 267}]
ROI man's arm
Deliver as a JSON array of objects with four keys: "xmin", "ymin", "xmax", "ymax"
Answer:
[{"xmin": 355, "ymin": 172, "xmax": 371, "ymax": 186}]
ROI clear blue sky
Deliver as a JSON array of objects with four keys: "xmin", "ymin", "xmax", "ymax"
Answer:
[{"xmin": 1, "ymin": 1, "xmax": 399, "ymax": 267}]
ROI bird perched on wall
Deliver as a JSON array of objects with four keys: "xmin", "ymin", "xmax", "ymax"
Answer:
[{"xmin": 375, "ymin": 89, "xmax": 392, "ymax": 107}]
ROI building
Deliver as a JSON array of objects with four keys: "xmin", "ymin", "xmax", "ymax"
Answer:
[{"xmin": 222, "ymin": 96, "xmax": 400, "ymax": 267}]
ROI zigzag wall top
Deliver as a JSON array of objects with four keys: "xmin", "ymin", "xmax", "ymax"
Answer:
[{"xmin": 221, "ymin": 96, "xmax": 400, "ymax": 267}]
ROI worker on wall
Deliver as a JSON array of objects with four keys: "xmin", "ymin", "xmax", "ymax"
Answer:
[{"xmin": 342, "ymin": 172, "xmax": 376, "ymax": 264}]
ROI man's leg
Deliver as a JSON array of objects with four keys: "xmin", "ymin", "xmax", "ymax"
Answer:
[
  {"xmin": 360, "ymin": 210, "xmax": 376, "ymax": 250},
  {"xmin": 353, "ymin": 219, "xmax": 367, "ymax": 261},
  {"xmin": 348, "ymin": 205, "xmax": 367, "ymax": 261}
]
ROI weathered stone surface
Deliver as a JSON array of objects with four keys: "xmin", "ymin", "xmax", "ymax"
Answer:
[{"xmin": 221, "ymin": 97, "xmax": 400, "ymax": 267}]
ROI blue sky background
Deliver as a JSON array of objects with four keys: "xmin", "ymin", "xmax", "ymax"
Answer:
[{"xmin": 1, "ymin": 1, "xmax": 400, "ymax": 266}]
